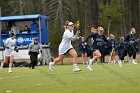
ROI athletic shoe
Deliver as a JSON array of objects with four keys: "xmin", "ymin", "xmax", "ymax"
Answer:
[
  {"xmin": 108, "ymin": 62, "xmax": 111, "ymax": 64},
  {"xmin": 132, "ymin": 60, "xmax": 137, "ymax": 64},
  {"xmin": 95, "ymin": 62, "xmax": 98, "ymax": 65},
  {"xmin": 49, "ymin": 62, "xmax": 54, "ymax": 70},
  {"xmin": 8, "ymin": 69, "xmax": 12, "ymax": 73},
  {"xmin": 87, "ymin": 65, "xmax": 93, "ymax": 71},
  {"xmin": 0, "ymin": 67, "xmax": 2, "ymax": 70},
  {"xmin": 86, "ymin": 61, "xmax": 89, "ymax": 65},
  {"xmin": 128, "ymin": 60, "xmax": 132, "ymax": 64},
  {"xmin": 118, "ymin": 61, "xmax": 122, "ymax": 67},
  {"xmin": 82, "ymin": 62, "xmax": 85, "ymax": 65},
  {"xmin": 73, "ymin": 68, "xmax": 81, "ymax": 72}
]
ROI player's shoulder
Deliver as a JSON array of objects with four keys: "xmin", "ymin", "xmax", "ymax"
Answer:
[
  {"xmin": 65, "ymin": 29, "xmax": 71, "ymax": 34},
  {"xmin": 91, "ymin": 32, "xmax": 98, "ymax": 36},
  {"xmin": 64, "ymin": 29, "xmax": 73, "ymax": 36},
  {"xmin": 6, "ymin": 37, "xmax": 11, "ymax": 40},
  {"xmin": 5, "ymin": 38, "xmax": 13, "ymax": 42},
  {"xmin": 14, "ymin": 38, "xmax": 16, "ymax": 41}
]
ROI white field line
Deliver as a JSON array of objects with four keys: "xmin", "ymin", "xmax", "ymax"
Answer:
[
  {"xmin": 0, "ymin": 75, "xmax": 33, "ymax": 80},
  {"xmin": 0, "ymin": 71, "xmax": 87, "ymax": 80}
]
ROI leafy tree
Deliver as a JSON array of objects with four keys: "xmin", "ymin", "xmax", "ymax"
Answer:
[{"xmin": 99, "ymin": 0, "xmax": 123, "ymax": 39}]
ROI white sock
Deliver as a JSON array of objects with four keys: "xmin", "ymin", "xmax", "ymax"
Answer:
[
  {"xmin": 132, "ymin": 59, "xmax": 135, "ymax": 62},
  {"xmin": 73, "ymin": 64, "xmax": 77, "ymax": 69},
  {"xmin": 129, "ymin": 60, "xmax": 132, "ymax": 63},
  {"xmin": 95, "ymin": 61, "xmax": 98, "ymax": 64},
  {"xmin": 108, "ymin": 57, "xmax": 111, "ymax": 63},
  {"xmin": 0, "ymin": 63, "xmax": 4, "ymax": 69},
  {"xmin": 89, "ymin": 58, "xmax": 94, "ymax": 66},
  {"xmin": 86, "ymin": 61, "xmax": 89, "ymax": 65},
  {"xmin": 9, "ymin": 68, "xmax": 12, "ymax": 70},
  {"xmin": 119, "ymin": 60, "xmax": 122, "ymax": 63},
  {"xmin": 113, "ymin": 60, "xmax": 116, "ymax": 64},
  {"xmin": 51, "ymin": 62, "xmax": 54, "ymax": 65}
]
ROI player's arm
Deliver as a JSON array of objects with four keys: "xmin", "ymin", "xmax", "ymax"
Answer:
[
  {"xmin": 70, "ymin": 30, "xmax": 80, "ymax": 41},
  {"xmin": 84, "ymin": 33, "xmax": 95, "ymax": 42}
]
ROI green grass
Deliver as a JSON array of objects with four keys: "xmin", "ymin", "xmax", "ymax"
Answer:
[{"xmin": 0, "ymin": 63, "xmax": 140, "ymax": 93}]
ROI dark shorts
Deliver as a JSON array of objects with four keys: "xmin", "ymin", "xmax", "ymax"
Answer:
[
  {"xmin": 81, "ymin": 50, "xmax": 88, "ymax": 54},
  {"xmin": 90, "ymin": 47, "xmax": 98, "ymax": 53},
  {"xmin": 63, "ymin": 48, "xmax": 74, "ymax": 55}
]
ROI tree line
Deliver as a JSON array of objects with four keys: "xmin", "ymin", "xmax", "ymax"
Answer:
[{"xmin": 0, "ymin": 0, "xmax": 140, "ymax": 46}]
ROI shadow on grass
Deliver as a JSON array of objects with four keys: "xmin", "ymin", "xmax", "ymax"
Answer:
[{"xmin": 101, "ymin": 65, "xmax": 138, "ymax": 87}]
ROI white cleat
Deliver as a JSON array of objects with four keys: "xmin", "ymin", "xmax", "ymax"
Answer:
[
  {"xmin": 82, "ymin": 62, "xmax": 85, "ymax": 65},
  {"xmin": 95, "ymin": 62, "xmax": 98, "ymax": 65},
  {"xmin": 8, "ymin": 69, "xmax": 12, "ymax": 73},
  {"xmin": 86, "ymin": 61, "xmax": 89, "ymax": 65},
  {"xmin": 108, "ymin": 62, "xmax": 111, "ymax": 64},
  {"xmin": 49, "ymin": 62, "xmax": 54, "ymax": 70},
  {"xmin": 118, "ymin": 61, "xmax": 122, "ymax": 67},
  {"xmin": 73, "ymin": 68, "xmax": 81, "ymax": 72},
  {"xmin": 128, "ymin": 60, "xmax": 132, "ymax": 64},
  {"xmin": 0, "ymin": 67, "xmax": 3, "ymax": 70},
  {"xmin": 132, "ymin": 61, "xmax": 137, "ymax": 64},
  {"xmin": 87, "ymin": 66, "xmax": 93, "ymax": 71}
]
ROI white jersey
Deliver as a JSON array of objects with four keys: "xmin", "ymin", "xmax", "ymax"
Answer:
[
  {"xmin": 58, "ymin": 29, "xmax": 77, "ymax": 55},
  {"xmin": 4, "ymin": 37, "xmax": 16, "ymax": 56}
]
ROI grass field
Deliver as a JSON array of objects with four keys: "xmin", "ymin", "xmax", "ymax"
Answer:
[{"xmin": 0, "ymin": 63, "xmax": 140, "ymax": 93}]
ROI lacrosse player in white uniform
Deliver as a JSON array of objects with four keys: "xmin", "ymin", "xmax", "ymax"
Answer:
[
  {"xmin": 0, "ymin": 33, "xmax": 17, "ymax": 73},
  {"xmin": 49, "ymin": 22, "xmax": 81, "ymax": 72}
]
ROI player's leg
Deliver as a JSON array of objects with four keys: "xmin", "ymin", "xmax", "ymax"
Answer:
[
  {"xmin": 112, "ymin": 51, "xmax": 116, "ymax": 64},
  {"xmin": 8, "ymin": 55, "xmax": 14, "ymax": 73},
  {"xmin": 81, "ymin": 53, "xmax": 85, "ymax": 64},
  {"xmin": 132, "ymin": 52, "xmax": 137, "ymax": 64},
  {"xmin": 87, "ymin": 50, "xmax": 101, "ymax": 70},
  {"xmin": 0, "ymin": 56, "xmax": 9, "ymax": 69},
  {"xmin": 68, "ymin": 48, "xmax": 81, "ymax": 72},
  {"xmin": 49, "ymin": 55, "xmax": 64, "ymax": 70}
]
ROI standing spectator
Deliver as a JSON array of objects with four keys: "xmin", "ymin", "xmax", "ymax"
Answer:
[
  {"xmin": 10, "ymin": 23, "xmax": 19, "ymax": 34},
  {"xmin": 30, "ymin": 20, "xmax": 39, "ymax": 33}
]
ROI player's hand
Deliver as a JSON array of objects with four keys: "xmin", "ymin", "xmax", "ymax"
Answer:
[{"xmin": 76, "ymin": 30, "xmax": 80, "ymax": 36}]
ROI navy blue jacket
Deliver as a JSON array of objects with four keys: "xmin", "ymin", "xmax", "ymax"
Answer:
[{"xmin": 84, "ymin": 33, "xmax": 108, "ymax": 50}]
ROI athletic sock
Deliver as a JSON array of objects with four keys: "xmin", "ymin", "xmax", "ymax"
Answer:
[
  {"xmin": 113, "ymin": 60, "xmax": 116, "ymax": 64},
  {"xmin": 73, "ymin": 64, "xmax": 78, "ymax": 69},
  {"xmin": 9, "ymin": 68, "xmax": 12, "ymax": 70},
  {"xmin": 0, "ymin": 63, "xmax": 4, "ymax": 69},
  {"xmin": 89, "ymin": 58, "xmax": 94, "ymax": 66}
]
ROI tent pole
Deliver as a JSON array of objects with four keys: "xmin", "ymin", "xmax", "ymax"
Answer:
[
  {"xmin": 39, "ymin": 16, "xmax": 42, "ymax": 50},
  {"xmin": 0, "ymin": 7, "xmax": 1, "ymax": 44},
  {"xmin": 0, "ymin": 7, "xmax": 4, "ymax": 60}
]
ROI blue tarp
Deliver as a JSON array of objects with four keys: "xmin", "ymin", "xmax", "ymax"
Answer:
[{"xmin": 0, "ymin": 14, "xmax": 49, "ymax": 21}]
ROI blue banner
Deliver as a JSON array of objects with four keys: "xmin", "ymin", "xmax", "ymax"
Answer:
[{"xmin": 0, "ymin": 33, "xmax": 40, "ymax": 46}]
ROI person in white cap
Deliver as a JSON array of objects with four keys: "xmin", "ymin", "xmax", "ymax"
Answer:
[
  {"xmin": 49, "ymin": 22, "xmax": 81, "ymax": 72},
  {"xmin": 0, "ymin": 33, "xmax": 17, "ymax": 73}
]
